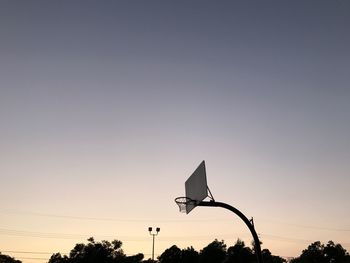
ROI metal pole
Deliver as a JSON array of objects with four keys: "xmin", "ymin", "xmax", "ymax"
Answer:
[
  {"xmin": 198, "ymin": 201, "xmax": 263, "ymax": 263},
  {"xmin": 152, "ymin": 234, "xmax": 155, "ymax": 261},
  {"xmin": 148, "ymin": 227, "xmax": 159, "ymax": 261}
]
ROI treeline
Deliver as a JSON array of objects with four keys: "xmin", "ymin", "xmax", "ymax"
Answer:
[
  {"xmin": 1, "ymin": 238, "xmax": 349, "ymax": 263},
  {"xmin": 0, "ymin": 252, "xmax": 21, "ymax": 263},
  {"xmin": 290, "ymin": 241, "xmax": 350, "ymax": 263}
]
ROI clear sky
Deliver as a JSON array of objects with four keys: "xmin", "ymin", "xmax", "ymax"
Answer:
[{"xmin": 1, "ymin": 1, "xmax": 350, "ymax": 262}]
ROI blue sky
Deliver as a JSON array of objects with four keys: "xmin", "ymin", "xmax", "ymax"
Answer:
[{"xmin": 1, "ymin": 1, "xmax": 349, "ymax": 262}]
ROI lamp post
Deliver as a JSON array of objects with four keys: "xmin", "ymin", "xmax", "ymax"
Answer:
[{"xmin": 148, "ymin": 227, "xmax": 160, "ymax": 261}]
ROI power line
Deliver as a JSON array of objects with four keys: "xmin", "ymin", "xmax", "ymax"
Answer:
[
  {"xmin": 2, "ymin": 209, "xmax": 349, "ymax": 232},
  {"xmin": 260, "ymin": 234, "xmax": 313, "ymax": 244},
  {"xmin": 259, "ymin": 217, "xmax": 350, "ymax": 232},
  {"xmin": 0, "ymin": 227, "xmax": 249, "ymax": 241},
  {"xmin": 1, "ymin": 227, "xmax": 349, "ymax": 247},
  {"xmin": 0, "ymin": 250, "xmax": 153, "ymax": 257},
  {"xmin": 0, "ymin": 209, "xmax": 220, "ymax": 223},
  {"xmin": 1, "ymin": 250, "xmax": 54, "ymax": 255},
  {"xmin": 15, "ymin": 257, "xmax": 48, "ymax": 261},
  {"xmin": 0, "ymin": 228, "xmax": 90, "ymax": 240}
]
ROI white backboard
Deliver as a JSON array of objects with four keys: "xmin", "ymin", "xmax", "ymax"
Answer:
[{"xmin": 185, "ymin": 161, "xmax": 208, "ymax": 213}]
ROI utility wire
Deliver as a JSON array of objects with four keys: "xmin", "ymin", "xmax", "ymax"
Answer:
[
  {"xmin": 2, "ymin": 209, "xmax": 349, "ymax": 232},
  {"xmin": 1, "ymin": 250, "xmax": 153, "ymax": 257},
  {"xmin": 0, "ymin": 209, "xmax": 219, "ymax": 223},
  {"xmin": 1, "ymin": 250, "xmax": 54, "ymax": 254},
  {"xmin": 1, "ymin": 227, "xmax": 349, "ymax": 246},
  {"xmin": 3, "ymin": 251, "xmax": 159, "ymax": 262},
  {"xmin": 15, "ymin": 257, "xmax": 48, "ymax": 261},
  {"xmin": 0, "ymin": 227, "xmax": 248, "ymax": 241},
  {"xmin": 259, "ymin": 217, "xmax": 350, "ymax": 232}
]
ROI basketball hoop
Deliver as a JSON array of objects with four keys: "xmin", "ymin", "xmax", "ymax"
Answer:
[
  {"xmin": 175, "ymin": 197, "xmax": 197, "ymax": 213},
  {"xmin": 174, "ymin": 161, "xmax": 263, "ymax": 263}
]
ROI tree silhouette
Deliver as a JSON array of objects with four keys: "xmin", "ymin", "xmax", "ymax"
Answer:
[
  {"xmin": 46, "ymin": 237, "xmax": 350, "ymax": 263},
  {"xmin": 261, "ymin": 249, "xmax": 286, "ymax": 263},
  {"xmin": 199, "ymin": 239, "xmax": 226, "ymax": 263},
  {"xmin": 48, "ymin": 253, "xmax": 69, "ymax": 263},
  {"xmin": 0, "ymin": 252, "xmax": 21, "ymax": 263},
  {"xmin": 158, "ymin": 245, "xmax": 181, "ymax": 263},
  {"xmin": 224, "ymin": 239, "xmax": 254, "ymax": 263},
  {"xmin": 291, "ymin": 241, "xmax": 350, "ymax": 263},
  {"xmin": 300, "ymin": 241, "xmax": 325, "ymax": 263},
  {"xmin": 158, "ymin": 246, "xmax": 199, "ymax": 263},
  {"xmin": 159, "ymin": 239, "xmax": 287, "ymax": 263},
  {"xmin": 123, "ymin": 254, "xmax": 144, "ymax": 263},
  {"xmin": 181, "ymin": 247, "xmax": 199, "ymax": 263},
  {"xmin": 48, "ymin": 237, "xmax": 143, "ymax": 263},
  {"xmin": 324, "ymin": 241, "xmax": 349, "ymax": 263}
]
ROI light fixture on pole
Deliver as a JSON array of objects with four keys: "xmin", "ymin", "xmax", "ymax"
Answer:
[{"xmin": 148, "ymin": 227, "xmax": 160, "ymax": 261}]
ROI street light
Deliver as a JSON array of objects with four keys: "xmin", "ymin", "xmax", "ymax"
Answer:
[{"xmin": 148, "ymin": 227, "xmax": 160, "ymax": 261}]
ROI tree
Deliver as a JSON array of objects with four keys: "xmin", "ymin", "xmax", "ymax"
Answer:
[
  {"xmin": 261, "ymin": 249, "xmax": 286, "ymax": 263},
  {"xmin": 123, "ymin": 253, "xmax": 144, "ymax": 263},
  {"xmin": 69, "ymin": 237, "xmax": 128, "ymax": 263},
  {"xmin": 158, "ymin": 245, "xmax": 199, "ymax": 263},
  {"xmin": 0, "ymin": 253, "xmax": 21, "ymax": 263},
  {"xmin": 48, "ymin": 237, "xmax": 143, "ymax": 263},
  {"xmin": 225, "ymin": 239, "xmax": 254, "ymax": 263},
  {"xmin": 48, "ymin": 253, "xmax": 69, "ymax": 263},
  {"xmin": 291, "ymin": 241, "xmax": 350, "ymax": 263},
  {"xmin": 181, "ymin": 247, "xmax": 199, "ymax": 263},
  {"xmin": 323, "ymin": 241, "xmax": 349, "ymax": 263},
  {"xmin": 199, "ymin": 239, "xmax": 226, "ymax": 263},
  {"xmin": 303, "ymin": 241, "xmax": 325, "ymax": 263},
  {"xmin": 158, "ymin": 245, "xmax": 182, "ymax": 263}
]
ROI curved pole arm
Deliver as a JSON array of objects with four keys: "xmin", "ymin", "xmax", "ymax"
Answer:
[{"xmin": 198, "ymin": 201, "xmax": 263, "ymax": 263}]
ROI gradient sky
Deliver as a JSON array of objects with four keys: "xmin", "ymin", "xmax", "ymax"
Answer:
[{"xmin": 1, "ymin": 1, "xmax": 350, "ymax": 262}]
